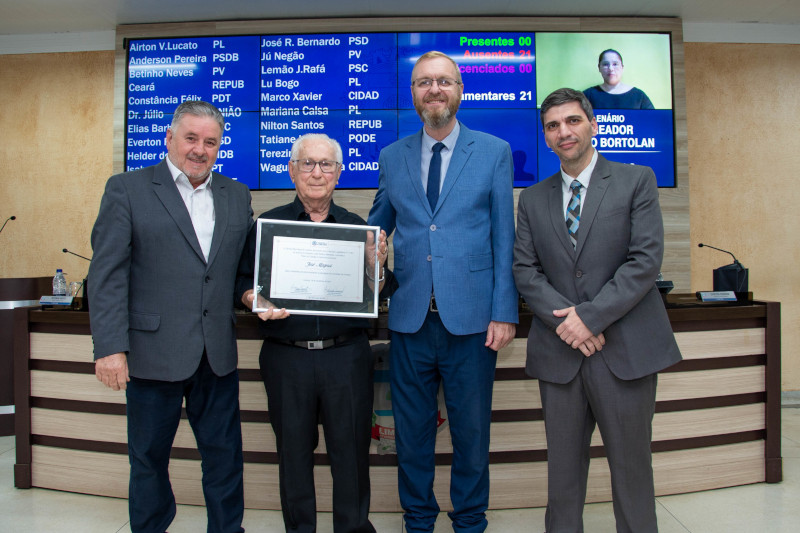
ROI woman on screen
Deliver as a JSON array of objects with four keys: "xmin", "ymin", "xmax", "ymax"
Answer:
[{"xmin": 583, "ymin": 49, "xmax": 654, "ymax": 110}]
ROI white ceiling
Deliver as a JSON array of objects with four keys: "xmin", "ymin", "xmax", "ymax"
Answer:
[{"xmin": 1, "ymin": 0, "xmax": 799, "ymax": 36}]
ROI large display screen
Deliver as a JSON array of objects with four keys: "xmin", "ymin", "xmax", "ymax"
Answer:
[{"xmin": 125, "ymin": 31, "xmax": 675, "ymax": 189}]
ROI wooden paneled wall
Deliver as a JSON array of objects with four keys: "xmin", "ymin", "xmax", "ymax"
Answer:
[{"xmin": 17, "ymin": 304, "xmax": 781, "ymax": 510}]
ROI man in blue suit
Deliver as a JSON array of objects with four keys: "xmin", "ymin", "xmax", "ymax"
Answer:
[
  {"xmin": 90, "ymin": 101, "xmax": 252, "ymax": 533},
  {"xmin": 368, "ymin": 51, "xmax": 518, "ymax": 533}
]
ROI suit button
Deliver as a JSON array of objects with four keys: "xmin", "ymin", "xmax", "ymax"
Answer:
[
  {"xmin": 575, "ymin": 270, "xmax": 583, "ymax": 278},
  {"xmin": 205, "ymin": 276, "xmax": 210, "ymax": 283},
  {"xmin": 203, "ymin": 309, "xmax": 209, "ymax": 316},
  {"xmin": 430, "ymin": 224, "xmax": 436, "ymax": 231},
  {"xmin": 427, "ymin": 255, "xmax": 432, "ymax": 262}
]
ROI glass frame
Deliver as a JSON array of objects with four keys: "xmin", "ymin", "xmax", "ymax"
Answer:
[{"xmin": 253, "ymin": 218, "xmax": 381, "ymax": 317}]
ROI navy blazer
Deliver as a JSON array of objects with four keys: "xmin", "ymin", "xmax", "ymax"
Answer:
[
  {"xmin": 89, "ymin": 159, "xmax": 253, "ymax": 381},
  {"xmin": 369, "ymin": 122, "xmax": 518, "ymax": 335}
]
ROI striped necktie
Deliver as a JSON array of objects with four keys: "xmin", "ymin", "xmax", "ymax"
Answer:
[{"xmin": 566, "ymin": 180, "xmax": 582, "ymax": 249}]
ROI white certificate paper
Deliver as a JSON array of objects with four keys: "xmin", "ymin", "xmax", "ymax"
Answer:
[{"xmin": 270, "ymin": 236, "xmax": 365, "ymax": 303}]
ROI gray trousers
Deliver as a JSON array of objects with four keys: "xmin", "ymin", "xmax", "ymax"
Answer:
[{"xmin": 539, "ymin": 353, "xmax": 658, "ymax": 533}]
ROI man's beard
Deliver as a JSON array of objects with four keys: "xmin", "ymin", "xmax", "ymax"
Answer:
[{"xmin": 415, "ymin": 94, "xmax": 461, "ymax": 129}]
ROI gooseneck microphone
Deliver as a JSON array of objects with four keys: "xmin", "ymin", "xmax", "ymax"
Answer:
[
  {"xmin": 698, "ymin": 243, "xmax": 748, "ymax": 292},
  {"xmin": 62, "ymin": 248, "xmax": 92, "ymax": 311},
  {"xmin": 697, "ymin": 243, "xmax": 741, "ymax": 266},
  {"xmin": 0, "ymin": 215, "xmax": 16, "ymax": 235},
  {"xmin": 63, "ymin": 248, "xmax": 92, "ymax": 262}
]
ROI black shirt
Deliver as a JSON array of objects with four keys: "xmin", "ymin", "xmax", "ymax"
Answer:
[{"xmin": 235, "ymin": 196, "xmax": 395, "ymax": 342}]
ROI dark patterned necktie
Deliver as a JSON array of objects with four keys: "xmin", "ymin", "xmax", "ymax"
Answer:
[
  {"xmin": 566, "ymin": 180, "xmax": 582, "ymax": 249},
  {"xmin": 427, "ymin": 142, "xmax": 445, "ymax": 211}
]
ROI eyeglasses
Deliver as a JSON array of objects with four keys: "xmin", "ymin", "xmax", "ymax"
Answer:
[
  {"xmin": 411, "ymin": 77, "xmax": 461, "ymax": 89},
  {"xmin": 599, "ymin": 61, "xmax": 623, "ymax": 70},
  {"xmin": 292, "ymin": 159, "xmax": 341, "ymax": 173}
]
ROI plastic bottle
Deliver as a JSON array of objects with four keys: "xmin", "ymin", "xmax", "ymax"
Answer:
[{"xmin": 52, "ymin": 269, "xmax": 67, "ymax": 296}]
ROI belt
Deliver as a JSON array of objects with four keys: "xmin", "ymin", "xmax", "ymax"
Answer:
[
  {"xmin": 267, "ymin": 330, "xmax": 363, "ymax": 350},
  {"xmin": 429, "ymin": 294, "xmax": 439, "ymax": 312}
]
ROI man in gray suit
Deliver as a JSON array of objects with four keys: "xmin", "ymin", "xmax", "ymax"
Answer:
[
  {"xmin": 89, "ymin": 101, "xmax": 253, "ymax": 533},
  {"xmin": 513, "ymin": 88, "xmax": 681, "ymax": 532}
]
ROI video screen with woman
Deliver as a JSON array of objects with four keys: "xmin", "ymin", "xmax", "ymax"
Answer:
[
  {"xmin": 535, "ymin": 32, "xmax": 675, "ymax": 186},
  {"xmin": 583, "ymin": 49, "xmax": 655, "ymax": 110}
]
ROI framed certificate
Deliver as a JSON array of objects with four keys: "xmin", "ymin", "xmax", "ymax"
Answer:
[{"xmin": 253, "ymin": 219, "xmax": 381, "ymax": 317}]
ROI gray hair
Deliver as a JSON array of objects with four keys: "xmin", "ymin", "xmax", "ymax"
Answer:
[
  {"xmin": 171, "ymin": 101, "xmax": 225, "ymax": 133},
  {"xmin": 290, "ymin": 133, "xmax": 343, "ymax": 163},
  {"xmin": 540, "ymin": 88, "xmax": 594, "ymax": 124}
]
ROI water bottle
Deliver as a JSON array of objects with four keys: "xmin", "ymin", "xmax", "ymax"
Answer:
[{"xmin": 52, "ymin": 269, "xmax": 67, "ymax": 296}]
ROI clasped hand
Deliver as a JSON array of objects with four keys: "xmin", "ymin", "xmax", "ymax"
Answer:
[{"xmin": 553, "ymin": 306, "xmax": 605, "ymax": 356}]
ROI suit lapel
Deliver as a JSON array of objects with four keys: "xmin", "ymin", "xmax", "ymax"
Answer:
[
  {"xmin": 402, "ymin": 131, "xmax": 430, "ymax": 215},
  {"xmin": 575, "ymin": 155, "xmax": 611, "ymax": 257},
  {"xmin": 151, "ymin": 160, "xmax": 206, "ymax": 263},
  {"xmin": 206, "ymin": 175, "xmax": 228, "ymax": 268},
  {"xmin": 435, "ymin": 123, "xmax": 472, "ymax": 215},
  {"xmin": 547, "ymin": 175, "xmax": 574, "ymax": 255}
]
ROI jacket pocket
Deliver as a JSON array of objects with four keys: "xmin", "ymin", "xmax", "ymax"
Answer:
[
  {"xmin": 597, "ymin": 207, "xmax": 628, "ymax": 219},
  {"xmin": 469, "ymin": 252, "xmax": 493, "ymax": 271},
  {"xmin": 129, "ymin": 311, "xmax": 160, "ymax": 331}
]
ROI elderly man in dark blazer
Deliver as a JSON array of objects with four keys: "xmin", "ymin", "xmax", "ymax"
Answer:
[
  {"xmin": 513, "ymin": 88, "xmax": 681, "ymax": 533},
  {"xmin": 89, "ymin": 101, "xmax": 253, "ymax": 533}
]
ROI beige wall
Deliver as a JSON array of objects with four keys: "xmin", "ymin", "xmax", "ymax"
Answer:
[
  {"xmin": 685, "ymin": 42, "xmax": 800, "ymax": 389},
  {"xmin": 1, "ymin": 43, "xmax": 798, "ymax": 389},
  {"xmin": 0, "ymin": 51, "xmax": 114, "ymax": 281}
]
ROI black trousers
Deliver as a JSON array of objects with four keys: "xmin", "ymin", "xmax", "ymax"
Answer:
[
  {"xmin": 259, "ymin": 334, "xmax": 376, "ymax": 533},
  {"xmin": 126, "ymin": 354, "xmax": 244, "ymax": 533}
]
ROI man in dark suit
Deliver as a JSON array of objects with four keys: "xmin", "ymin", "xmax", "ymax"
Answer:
[
  {"xmin": 513, "ymin": 88, "xmax": 682, "ymax": 532},
  {"xmin": 368, "ymin": 51, "xmax": 518, "ymax": 533},
  {"xmin": 89, "ymin": 101, "xmax": 253, "ymax": 533}
]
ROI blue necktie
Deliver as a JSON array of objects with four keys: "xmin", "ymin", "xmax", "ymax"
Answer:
[
  {"xmin": 427, "ymin": 142, "xmax": 445, "ymax": 211},
  {"xmin": 566, "ymin": 180, "xmax": 582, "ymax": 249}
]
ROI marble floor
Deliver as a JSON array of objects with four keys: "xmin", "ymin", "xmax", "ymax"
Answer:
[{"xmin": 2, "ymin": 405, "xmax": 799, "ymax": 532}]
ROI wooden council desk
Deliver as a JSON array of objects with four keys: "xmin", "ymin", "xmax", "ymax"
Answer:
[{"xmin": 12, "ymin": 297, "xmax": 782, "ymax": 511}]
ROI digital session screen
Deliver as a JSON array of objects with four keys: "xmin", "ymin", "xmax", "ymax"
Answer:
[{"xmin": 125, "ymin": 31, "xmax": 675, "ymax": 189}]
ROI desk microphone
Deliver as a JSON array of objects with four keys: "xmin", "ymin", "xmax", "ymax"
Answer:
[
  {"xmin": 698, "ymin": 243, "xmax": 748, "ymax": 292},
  {"xmin": 0, "ymin": 215, "xmax": 15, "ymax": 235},
  {"xmin": 62, "ymin": 248, "xmax": 91, "ymax": 311},
  {"xmin": 697, "ymin": 243, "xmax": 742, "ymax": 266},
  {"xmin": 63, "ymin": 248, "xmax": 92, "ymax": 262}
]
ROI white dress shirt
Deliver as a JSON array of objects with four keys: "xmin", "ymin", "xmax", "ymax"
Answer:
[
  {"xmin": 166, "ymin": 157, "xmax": 215, "ymax": 261},
  {"xmin": 560, "ymin": 149, "xmax": 599, "ymax": 218},
  {"xmin": 421, "ymin": 121, "xmax": 461, "ymax": 195}
]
